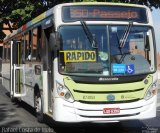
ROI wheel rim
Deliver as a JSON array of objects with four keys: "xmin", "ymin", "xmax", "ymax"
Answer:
[{"xmin": 36, "ymin": 96, "xmax": 42, "ymax": 113}]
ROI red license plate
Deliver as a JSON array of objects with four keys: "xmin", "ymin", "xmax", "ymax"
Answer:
[{"xmin": 103, "ymin": 108, "xmax": 120, "ymax": 114}]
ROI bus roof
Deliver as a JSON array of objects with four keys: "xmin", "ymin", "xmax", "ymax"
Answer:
[{"xmin": 63, "ymin": 2, "xmax": 147, "ymax": 8}]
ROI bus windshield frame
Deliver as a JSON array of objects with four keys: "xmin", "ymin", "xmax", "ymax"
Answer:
[{"xmin": 58, "ymin": 24, "xmax": 156, "ymax": 77}]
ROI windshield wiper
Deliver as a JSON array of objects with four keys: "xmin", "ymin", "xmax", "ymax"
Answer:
[
  {"xmin": 119, "ymin": 21, "xmax": 133, "ymax": 48},
  {"xmin": 80, "ymin": 21, "xmax": 99, "ymax": 61},
  {"xmin": 80, "ymin": 21, "xmax": 98, "ymax": 49},
  {"xmin": 117, "ymin": 22, "xmax": 133, "ymax": 63}
]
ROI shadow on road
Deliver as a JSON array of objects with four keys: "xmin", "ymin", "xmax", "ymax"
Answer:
[
  {"xmin": 0, "ymin": 85, "xmax": 23, "ymax": 128},
  {"xmin": 0, "ymin": 103, "xmax": 22, "ymax": 127},
  {"xmin": 49, "ymin": 120, "xmax": 147, "ymax": 133}
]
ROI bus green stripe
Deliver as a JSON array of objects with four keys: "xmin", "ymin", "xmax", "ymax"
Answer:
[{"xmin": 64, "ymin": 75, "xmax": 152, "ymax": 102}]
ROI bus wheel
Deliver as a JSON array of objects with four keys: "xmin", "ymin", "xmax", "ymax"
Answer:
[
  {"xmin": 35, "ymin": 92, "xmax": 44, "ymax": 123},
  {"xmin": 10, "ymin": 95, "xmax": 17, "ymax": 103}
]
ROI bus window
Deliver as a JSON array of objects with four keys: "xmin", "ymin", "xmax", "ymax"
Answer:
[
  {"xmin": 25, "ymin": 31, "xmax": 32, "ymax": 61},
  {"xmin": 21, "ymin": 35, "xmax": 25, "ymax": 63},
  {"xmin": 37, "ymin": 26, "xmax": 42, "ymax": 61},
  {"xmin": 7, "ymin": 43, "xmax": 10, "ymax": 61},
  {"xmin": 6, "ymin": 44, "xmax": 9, "ymax": 61},
  {"xmin": 32, "ymin": 28, "xmax": 38, "ymax": 60},
  {"xmin": 32, "ymin": 26, "xmax": 42, "ymax": 62},
  {"xmin": 3, "ymin": 44, "xmax": 7, "ymax": 61},
  {"xmin": 3, "ymin": 42, "xmax": 11, "ymax": 62}
]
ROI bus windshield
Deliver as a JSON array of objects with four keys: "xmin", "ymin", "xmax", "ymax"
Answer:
[{"xmin": 59, "ymin": 25, "xmax": 155, "ymax": 76}]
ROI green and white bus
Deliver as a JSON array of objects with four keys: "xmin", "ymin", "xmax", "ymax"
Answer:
[{"xmin": 2, "ymin": 2, "xmax": 158, "ymax": 123}]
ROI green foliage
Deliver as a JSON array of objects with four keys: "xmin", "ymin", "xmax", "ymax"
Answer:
[
  {"xmin": 0, "ymin": 0, "xmax": 50, "ymax": 28},
  {"xmin": 11, "ymin": 5, "xmax": 34, "ymax": 26}
]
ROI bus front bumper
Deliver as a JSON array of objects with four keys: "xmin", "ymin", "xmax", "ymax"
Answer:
[{"xmin": 53, "ymin": 95, "xmax": 157, "ymax": 123}]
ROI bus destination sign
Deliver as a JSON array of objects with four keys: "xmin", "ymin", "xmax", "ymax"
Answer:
[{"xmin": 62, "ymin": 5, "xmax": 147, "ymax": 23}]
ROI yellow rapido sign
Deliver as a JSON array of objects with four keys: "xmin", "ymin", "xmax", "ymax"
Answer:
[{"xmin": 60, "ymin": 50, "xmax": 96, "ymax": 63}]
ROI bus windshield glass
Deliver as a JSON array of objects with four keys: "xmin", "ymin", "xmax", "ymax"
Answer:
[{"xmin": 59, "ymin": 25, "xmax": 155, "ymax": 76}]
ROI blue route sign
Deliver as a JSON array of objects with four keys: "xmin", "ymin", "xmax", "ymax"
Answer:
[
  {"xmin": 112, "ymin": 64, "xmax": 126, "ymax": 74},
  {"xmin": 112, "ymin": 64, "xmax": 135, "ymax": 75}
]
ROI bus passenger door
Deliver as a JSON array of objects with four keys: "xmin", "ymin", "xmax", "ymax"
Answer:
[
  {"xmin": 10, "ymin": 40, "xmax": 26, "ymax": 98},
  {"xmin": 47, "ymin": 48, "xmax": 53, "ymax": 114},
  {"xmin": 43, "ymin": 28, "xmax": 54, "ymax": 114}
]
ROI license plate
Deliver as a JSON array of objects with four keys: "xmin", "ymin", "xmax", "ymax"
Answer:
[{"xmin": 103, "ymin": 108, "xmax": 120, "ymax": 114}]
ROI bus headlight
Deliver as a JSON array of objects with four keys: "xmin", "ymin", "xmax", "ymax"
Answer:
[
  {"xmin": 56, "ymin": 81, "xmax": 74, "ymax": 103},
  {"xmin": 144, "ymin": 82, "xmax": 157, "ymax": 100}
]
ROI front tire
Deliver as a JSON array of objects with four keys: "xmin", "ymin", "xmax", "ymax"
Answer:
[
  {"xmin": 10, "ymin": 95, "xmax": 18, "ymax": 103},
  {"xmin": 35, "ymin": 91, "xmax": 44, "ymax": 123}
]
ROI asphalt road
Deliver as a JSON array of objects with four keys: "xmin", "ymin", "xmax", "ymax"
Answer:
[
  {"xmin": 0, "ymin": 84, "xmax": 160, "ymax": 133},
  {"xmin": 0, "ymin": 84, "xmax": 53, "ymax": 133}
]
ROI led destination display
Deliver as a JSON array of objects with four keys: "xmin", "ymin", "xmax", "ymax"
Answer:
[{"xmin": 62, "ymin": 5, "xmax": 147, "ymax": 23}]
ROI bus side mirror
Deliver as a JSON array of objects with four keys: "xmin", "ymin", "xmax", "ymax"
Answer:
[{"xmin": 49, "ymin": 32, "xmax": 60, "ymax": 51}]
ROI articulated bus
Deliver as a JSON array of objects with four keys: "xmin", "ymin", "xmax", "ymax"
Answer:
[{"xmin": 2, "ymin": 2, "xmax": 158, "ymax": 123}]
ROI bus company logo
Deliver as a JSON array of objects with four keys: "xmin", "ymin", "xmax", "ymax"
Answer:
[
  {"xmin": 107, "ymin": 94, "xmax": 115, "ymax": 101},
  {"xmin": 121, "ymin": 94, "xmax": 136, "ymax": 100},
  {"xmin": 121, "ymin": 95, "xmax": 125, "ymax": 99},
  {"xmin": 99, "ymin": 77, "xmax": 118, "ymax": 81}
]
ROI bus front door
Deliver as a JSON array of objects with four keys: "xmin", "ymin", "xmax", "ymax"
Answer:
[{"xmin": 10, "ymin": 40, "xmax": 26, "ymax": 98}]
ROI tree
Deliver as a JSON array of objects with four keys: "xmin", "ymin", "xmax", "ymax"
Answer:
[{"xmin": 0, "ymin": 0, "xmax": 48, "ymax": 41}]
